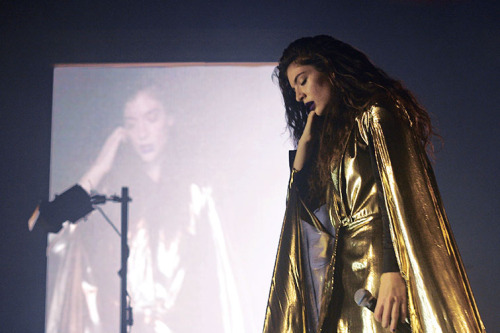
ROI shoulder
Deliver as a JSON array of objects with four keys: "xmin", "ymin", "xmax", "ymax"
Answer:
[
  {"xmin": 360, "ymin": 103, "xmax": 412, "ymax": 132},
  {"xmin": 364, "ymin": 103, "xmax": 397, "ymax": 123},
  {"xmin": 356, "ymin": 103, "xmax": 413, "ymax": 146}
]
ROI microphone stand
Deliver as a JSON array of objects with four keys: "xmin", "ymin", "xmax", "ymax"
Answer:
[
  {"xmin": 93, "ymin": 187, "xmax": 133, "ymax": 333},
  {"xmin": 119, "ymin": 187, "xmax": 131, "ymax": 333}
]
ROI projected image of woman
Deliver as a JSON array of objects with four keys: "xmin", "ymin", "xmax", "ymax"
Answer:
[
  {"xmin": 263, "ymin": 35, "xmax": 485, "ymax": 332},
  {"xmin": 79, "ymin": 86, "xmax": 171, "ymax": 193},
  {"xmin": 47, "ymin": 84, "xmax": 243, "ymax": 333}
]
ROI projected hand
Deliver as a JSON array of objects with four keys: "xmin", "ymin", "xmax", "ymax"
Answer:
[
  {"xmin": 79, "ymin": 127, "xmax": 126, "ymax": 193},
  {"xmin": 374, "ymin": 272, "xmax": 407, "ymax": 332},
  {"xmin": 293, "ymin": 111, "xmax": 322, "ymax": 171},
  {"xmin": 95, "ymin": 127, "xmax": 126, "ymax": 174}
]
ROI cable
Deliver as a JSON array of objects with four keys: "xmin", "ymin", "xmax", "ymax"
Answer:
[{"xmin": 94, "ymin": 206, "xmax": 121, "ymax": 237}]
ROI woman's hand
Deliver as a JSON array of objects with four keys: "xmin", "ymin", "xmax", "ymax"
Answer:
[
  {"xmin": 293, "ymin": 111, "xmax": 322, "ymax": 171},
  {"xmin": 79, "ymin": 127, "xmax": 126, "ymax": 193},
  {"xmin": 93, "ymin": 127, "xmax": 126, "ymax": 174},
  {"xmin": 374, "ymin": 272, "xmax": 407, "ymax": 332}
]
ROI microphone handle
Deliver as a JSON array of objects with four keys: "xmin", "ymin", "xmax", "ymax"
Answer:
[{"xmin": 367, "ymin": 297, "xmax": 412, "ymax": 333}]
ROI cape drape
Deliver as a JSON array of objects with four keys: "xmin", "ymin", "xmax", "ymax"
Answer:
[{"xmin": 263, "ymin": 105, "xmax": 485, "ymax": 332}]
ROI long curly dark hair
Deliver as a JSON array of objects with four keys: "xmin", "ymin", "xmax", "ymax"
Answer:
[{"xmin": 275, "ymin": 35, "xmax": 436, "ymax": 202}]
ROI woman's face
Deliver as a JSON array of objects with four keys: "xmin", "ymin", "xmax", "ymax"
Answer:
[
  {"xmin": 286, "ymin": 62, "xmax": 336, "ymax": 116},
  {"xmin": 124, "ymin": 91, "xmax": 173, "ymax": 163}
]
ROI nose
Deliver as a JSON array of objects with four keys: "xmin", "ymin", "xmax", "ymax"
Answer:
[
  {"xmin": 295, "ymin": 88, "xmax": 305, "ymax": 103},
  {"xmin": 136, "ymin": 120, "xmax": 148, "ymax": 140}
]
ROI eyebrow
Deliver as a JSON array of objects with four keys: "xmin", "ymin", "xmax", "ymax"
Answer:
[
  {"xmin": 292, "ymin": 71, "xmax": 306, "ymax": 86},
  {"xmin": 294, "ymin": 71, "xmax": 306, "ymax": 84}
]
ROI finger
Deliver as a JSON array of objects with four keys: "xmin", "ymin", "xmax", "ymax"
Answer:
[
  {"xmin": 308, "ymin": 110, "xmax": 317, "ymax": 117},
  {"xmin": 401, "ymin": 301, "xmax": 407, "ymax": 323},
  {"xmin": 374, "ymin": 303, "xmax": 383, "ymax": 322},
  {"xmin": 305, "ymin": 110, "xmax": 317, "ymax": 127},
  {"xmin": 117, "ymin": 127, "xmax": 127, "ymax": 142},
  {"xmin": 104, "ymin": 128, "xmax": 123, "ymax": 146},
  {"xmin": 382, "ymin": 299, "xmax": 394, "ymax": 328},
  {"xmin": 390, "ymin": 300, "xmax": 400, "ymax": 332},
  {"xmin": 115, "ymin": 127, "xmax": 126, "ymax": 140},
  {"xmin": 301, "ymin": 111, "xmax": 319, "ymax": 142},
  {"xmin": 114, "ymin": 128, "xmax": 128, "ymax": 145}
]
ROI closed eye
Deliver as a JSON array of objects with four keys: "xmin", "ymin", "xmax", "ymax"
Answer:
[{"xmin": 146, "ymin": 109, "xmax": 160, "ymax": 122}]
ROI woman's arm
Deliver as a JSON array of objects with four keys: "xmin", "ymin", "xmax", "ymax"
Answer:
[
  {"xmin": 365, "ymin": 105, "xmax": 484, "ymax": 331},
  {"xmin": 78, "ymin": 127, "xmax": 125, "ymax": 193},
  {"xmin": 367, "ymin": 128, "xmax": 407, "ymax": 331},
  {"xmin": 292, "ymin": 111, "xmax": 322, "ymax": 171}
]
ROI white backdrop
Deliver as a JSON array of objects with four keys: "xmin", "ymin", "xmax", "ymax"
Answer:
[{"xmin": 47, "ymin": 64, "xmax": 291, "ymax": 332}]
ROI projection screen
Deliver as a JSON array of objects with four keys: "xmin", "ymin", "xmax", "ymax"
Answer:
[{"xmin": 47, "ymin": 64, "xmax": 290, "ymax": 332}]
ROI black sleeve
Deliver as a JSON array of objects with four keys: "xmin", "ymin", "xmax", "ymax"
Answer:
[{"xmin": 289, "ymin": 150, "xmax": 309, "ymax": 195}]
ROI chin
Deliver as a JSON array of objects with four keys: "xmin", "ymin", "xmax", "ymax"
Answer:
[
  {"xmin": 142, "ymin": 155, "xmax": 158, "ymax": 164},
  {"xmin": 135, "ymin": 150, "xmax": 155, "ymax": 163}
]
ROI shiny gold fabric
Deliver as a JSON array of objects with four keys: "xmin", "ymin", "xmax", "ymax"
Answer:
[{"xmin": 263, "ymin": 105, "xmax": 485, "ymax": 332}]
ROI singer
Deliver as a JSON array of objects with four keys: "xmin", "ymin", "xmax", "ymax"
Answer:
[{"xmin": 263, "ymin": 35, "xmax": 485, "ymax": 332}]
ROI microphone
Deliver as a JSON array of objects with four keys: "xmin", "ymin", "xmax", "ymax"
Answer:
[{"xmin": 354, "ymin": 289, "xmax": 412, "ymax": 333}]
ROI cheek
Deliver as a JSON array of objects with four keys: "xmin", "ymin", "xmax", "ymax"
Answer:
[
  {"xmin": 319, "ymin": 80, "xmax": 334, "ymax": 101},
  {"xmin": 125, "ymin": 130, "xmax": 139, "ymax": 146},
  {"xmin": 151, "ymin": 121, "xmax": 168, "ymax": 143}
]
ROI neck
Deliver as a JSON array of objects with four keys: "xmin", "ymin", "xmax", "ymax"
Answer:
[{"xmin": 144, "ymin": 160, "xmax": 161, "ymax": 183}]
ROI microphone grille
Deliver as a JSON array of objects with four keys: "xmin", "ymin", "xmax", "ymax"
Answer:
[{"xmin": 354, "ymin": 289, "xmax": 372, "ymax": 307}]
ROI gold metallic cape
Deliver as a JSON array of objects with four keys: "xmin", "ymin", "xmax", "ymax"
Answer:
[{"xmin": 263, "ymin": 105, "xmax": 485, "ymax": 332}]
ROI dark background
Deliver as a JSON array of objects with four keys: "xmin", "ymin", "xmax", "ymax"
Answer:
[{"xmin": 1, "ymin": 1, "xmax": 498, "ymax": 332}]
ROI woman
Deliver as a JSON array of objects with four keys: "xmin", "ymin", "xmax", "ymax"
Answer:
[
  {"xmin": 263, "ymin": 35, "xmax": 485, "ymax": 332},
  {"xmin": 48, "ymin": 84, "xmax": 243, "ymax": 333},
  {"xmin": 79, "ymin": 85, "xmax": 174, "ymax": 194}
]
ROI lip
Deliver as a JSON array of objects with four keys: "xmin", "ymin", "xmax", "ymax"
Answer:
[
  {"xmin": 139, "ymin": 144, "xmax": 154, "ymax": 154},
  {"xmin": 305, "ymin": 101, "xmax": 315, "ymax": 112}
]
